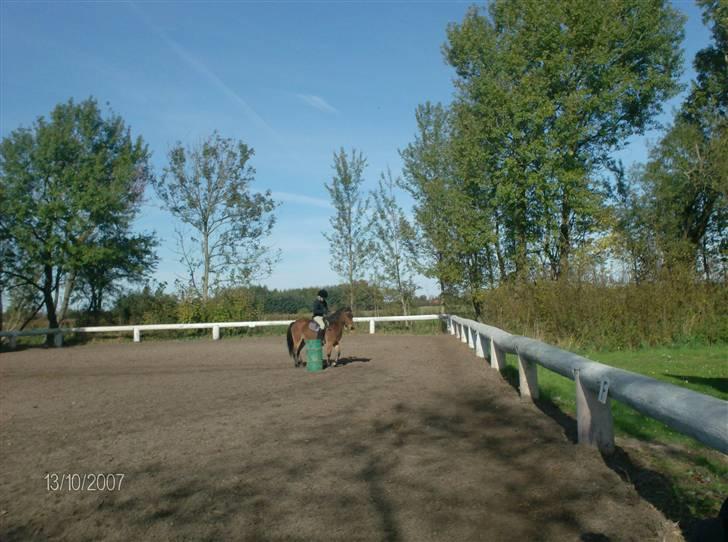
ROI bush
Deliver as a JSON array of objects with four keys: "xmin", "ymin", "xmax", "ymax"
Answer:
[{"xmin": 478, "ymin": 278, "xmax": 727, "ymax": 349}]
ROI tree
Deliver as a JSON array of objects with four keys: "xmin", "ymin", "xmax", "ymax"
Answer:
[
  {"xmin": 621, "ymin": 0, "xmax": 727, "ymax": 281},
  {"xmin": 400, "ymin": 104, "xmax": 461, "ymax": 294},
  {"xmin": 0, "ymin": 97, "xmax": 155, "ymax": 343},
  {"xmin": 400, "ymin": 102, "xmax": 496, "ymax": 318},
  {"xmin": 155, "ymin": 132, "xmax": 278, "ymax": 301},
  {"xmin": 324, "ymin": 148, "xmax": 370, "ymax": 310},
  {"xmin": 368, "ymin": 169, "xmax": 418, "ymax": 317},
  {"xmin": 76, "ymin": 234, "xmax": 158, "ymax": 320},
  {"xmin": 444, "ymin": 0, "xmax": 684, "ymax": 280}
]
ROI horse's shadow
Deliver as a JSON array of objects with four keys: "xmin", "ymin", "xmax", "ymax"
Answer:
[{"xmin": 332, "ymin": 356, "xmax": 371, "ymax": 367}]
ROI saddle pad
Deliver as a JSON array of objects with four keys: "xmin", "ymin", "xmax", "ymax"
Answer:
[{"xmin": 308, "ymin": 321, "xmax": 320, "ymax": 332}]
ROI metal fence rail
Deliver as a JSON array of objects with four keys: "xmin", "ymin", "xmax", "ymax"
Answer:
[
  {"xmin": 0, "ymin": 314, "xmax": 442, "ymax": 348},
  {"xmin": 445, "ymin": 314, "xmax": 728, "ymax": 455}
]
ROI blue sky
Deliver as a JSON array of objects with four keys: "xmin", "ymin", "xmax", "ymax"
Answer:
[{"xmin": 0, "ymin": 1, "xmax": 711, "ymax": 296}]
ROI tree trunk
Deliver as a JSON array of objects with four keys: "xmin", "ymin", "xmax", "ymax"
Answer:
[
  {"xmin": 202, "ymin": 232, "xmax": 210, "ymax": 301},
  {"xmin": 558, "ymin": 192, "xmax": 571, "ymax": 280},
  {"xmin": 59, "ymin": 271, "xmax": 76, "ymax": 324},
  {"xmin": 43, "ymin": 265, "xmax": 59, "ymax": 346}
]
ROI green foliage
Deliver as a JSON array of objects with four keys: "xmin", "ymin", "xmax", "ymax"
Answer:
[
  {"xmin": 368, "ymin": 169, "xmax": 418, "ymax": 315},
  {"xmin": 154, "ymin": 132, "xmax": 278, "ymax": 300},
  {"xmin": 324, "ymin": 148, "xmax": 371, "ymax": 310},
  {"xmin": 439, "ymin": 0, "xmax": 684, "ymax": 281},
  {"xmin": 478, "ymin": 279, "xmax": 727, "ymax": 350},
  {"xmin": 0, "ymin": 97, "xmax": 157, "ymax": 335},
  {"xmin": 611, "ymin": 1, "xmax": 727, "ymax": 281},
  {"xmin": 113, "ymin": 284, "xmax": 178, "ymax": 325}
]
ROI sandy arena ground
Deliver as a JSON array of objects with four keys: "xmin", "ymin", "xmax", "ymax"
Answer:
[{"xmin": 0, "ymin": 334, "xmax": 678, "ymax": 541}]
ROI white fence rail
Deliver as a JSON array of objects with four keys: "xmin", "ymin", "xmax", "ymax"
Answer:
[
  {"xmin": 445, "ymin": 314, "xmax": 728, "ymax": 455},
  {"xmin": 0, "ymin": 314, "xmax": 442, "ymax": 348}
]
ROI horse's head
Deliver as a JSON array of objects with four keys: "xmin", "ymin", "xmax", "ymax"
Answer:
[{"xmin": 341, "ymin": 307, "xmax": 355, "ymax": 331}]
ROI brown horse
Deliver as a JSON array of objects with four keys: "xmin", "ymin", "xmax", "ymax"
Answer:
[{"xmin": 286, "ymin": 307, "xmax": 355, "ymax": 368}]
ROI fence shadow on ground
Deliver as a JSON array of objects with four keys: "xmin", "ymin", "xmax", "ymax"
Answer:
[{"xmin": 497, "ymin": 362, "xmax": 713, "ymax": 540}]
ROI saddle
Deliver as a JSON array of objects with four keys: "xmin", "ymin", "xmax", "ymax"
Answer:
[{"xmin": 308, "ymin": 317, "xmax": 329, "ymax": 341}]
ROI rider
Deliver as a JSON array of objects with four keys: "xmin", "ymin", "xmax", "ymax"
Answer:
[{"xmin": 312, "ymin": 289, "xmax": 329, "ymax": 339}]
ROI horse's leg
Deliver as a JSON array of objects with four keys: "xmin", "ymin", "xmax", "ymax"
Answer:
[
  {"xmin": 335, "ymin": 343, "xmax": 341, "ymax": 365},
  {"xmin": 324, "ymin": 339, "xmax": 333, "ymax": 368},
  {"xmin": 296, "ymin": 338, "xmax": 306, "ymax": 367}
]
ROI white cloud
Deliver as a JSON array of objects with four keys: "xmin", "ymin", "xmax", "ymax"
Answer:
[{"xmin": 296, "ymin": 94, "xmax": 338, "ymax": 114}]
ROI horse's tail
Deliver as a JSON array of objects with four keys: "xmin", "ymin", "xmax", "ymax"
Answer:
[{"xmin": 286, "ymin": 322, "xmax": 295, "ymax": 359}]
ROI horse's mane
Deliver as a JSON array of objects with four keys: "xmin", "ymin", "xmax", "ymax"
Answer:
[{"xmin": 327, "ymin": 307, "xmax": 352, "ymax": 323}]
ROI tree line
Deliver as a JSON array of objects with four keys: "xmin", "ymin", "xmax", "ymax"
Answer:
[{"xmin": 396, "ymin": 0, "xmax": 725, "ymax": 322}]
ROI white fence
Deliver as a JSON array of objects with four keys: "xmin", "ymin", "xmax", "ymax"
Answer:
[
  {"xmin": 0, "ymin": 314, "xmax": 442, "ymax": 348},
  {"xmin": 445, "ymin": 314, "xmax": 728, "ymax": 455}
]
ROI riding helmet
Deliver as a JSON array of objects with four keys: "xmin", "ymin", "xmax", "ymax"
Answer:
[{"xmin": 318, "ymin": 289, "xmax": 329, "ymax": 298}]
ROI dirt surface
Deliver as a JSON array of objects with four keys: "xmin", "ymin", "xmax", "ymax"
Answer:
[{"xmin": 0, "ymin": 334, "xmax": 679, "ymax": 541}]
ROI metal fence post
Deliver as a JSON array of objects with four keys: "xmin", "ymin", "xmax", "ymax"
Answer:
[
  {"xmin": 54, "ymin": 332, "xmax": 63, "ymax": 348},
  {"xmin": 212, "ymin": 325, "xmax": 220, "ymax": 340},
  {"xmin": 369, "ymin": 320, "xmax": 375, "ymax": 334},
  {"xmin": 133, "ymin": 327, "xmax": 141, "ymax": 343},
  {"xmin": 574, "ymin": 369, "xmax": 615, "ymax": 455},
  {"xmin": 467, "ymin": 327, "xmax": 475, "ymax": 349},
  {"xmin": 9, "ymin": 334, "xmax": 17, "ymax": 349},
  {"xmin": 461, "ymin": 325, "xmax": 468, "ymax": 344}
]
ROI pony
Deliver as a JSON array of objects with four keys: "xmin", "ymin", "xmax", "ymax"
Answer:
[{"xmin": 286, "ymin": 307, "xmax": 355, "ymax": 368}]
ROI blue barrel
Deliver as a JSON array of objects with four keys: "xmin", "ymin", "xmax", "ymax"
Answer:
[{"xmin": 306, "ymin": 339, "xmax": 323, "ymax": 372}]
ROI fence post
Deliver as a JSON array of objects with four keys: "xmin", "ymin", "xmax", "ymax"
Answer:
[
  {"xmin": 54, "ymin": 331, "xmax": 63, "ymax": 348},
  {"xmin": 369, "ymin": 320, "xmax": 375, "ymax": 334},
  {"xmin": 454, "ymin": 323, "xmax": 460, "ymax": 339},
  {"xmin": 475, "ymin": 332, "xmax": 485, "ymax": 358},
  {"xmin": 489, "ymin": 339, "xmax": 506, "ymax": 370},
  {"xmin": 133, "ymin": 327, "xmax": 141, "ymax": 343},
  {"xmin": 461, "ymin": 325, "xmax": 468, "ymax": 344},
  {"xmin": 9, "ymin": 334, "xmax": 18, "ymax": 349},
  {"xmin": 574, "ymin": 369, "xmax": 615, "ymax": 455},
  {"xmin": 212, "ymin": 325, "xmax": 220, "ymax": 341},
  {"xmin": 517, "ymin": 353, "xmax": 539, "ymax": 399},
  {"xmin": 449, "ymin": 318, "xmax": 455, "ymax": 335},
  {"xmin": 467, "ymin": 327, "xmax": 475, "ymax": 349}
]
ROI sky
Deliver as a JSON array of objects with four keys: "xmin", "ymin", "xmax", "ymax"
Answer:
[{"xmin": 0, "ymin": 0, "xmax": 712, "ymax": 297}]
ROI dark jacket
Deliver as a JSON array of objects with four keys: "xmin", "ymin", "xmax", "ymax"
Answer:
[{"xmin": 312, "ymin": 297, "xmax": 328, "ymax": 317}]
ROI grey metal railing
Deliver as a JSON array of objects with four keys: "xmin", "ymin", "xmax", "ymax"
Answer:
[{"xmin": 445, "ymin": 314, "xmax": 728, "ymax": 455}]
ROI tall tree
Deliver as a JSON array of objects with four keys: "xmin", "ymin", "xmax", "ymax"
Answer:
[
  {"xmin": 400, "ymin": 102, "xmax": 496, "ymax": 318},
  {"xmin": 0, "ymin": 98, "xmax": 155, "ymax": 343},
  {"xmin": 444, "ymin": 0, "xmax": 684, "ymax": 280},
  {"xmin": 324, "ymin": 148, "xmax": 370, "ymax": 310},
  {"xmin": 400, "ymin": 103, "xmax": 460, "ymax": 296},
  {"xmin": 631, "ymin": 0, "xmax": 727, "ymax": 279},
  {"xmin": 155, "ymin": 132, "xmax": 278, "ymax": 301},
  {"xmin": 368, "ymin": 169, "xmax": 418, "ymax": 317}
]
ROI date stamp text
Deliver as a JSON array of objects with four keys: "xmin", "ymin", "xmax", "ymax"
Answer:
[{"xmin": 44, "ymin": 473, "xmax": 125, "ymax": 491}]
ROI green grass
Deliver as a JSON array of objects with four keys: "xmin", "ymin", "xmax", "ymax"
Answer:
[{"xmin": 500, "ymin": 344, "xmax": 727, "ymax": 522}]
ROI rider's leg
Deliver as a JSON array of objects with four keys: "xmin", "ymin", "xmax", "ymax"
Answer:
[{"xmin": 313, "ymin": 316, "xmax": 326, "ymax": 341}]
